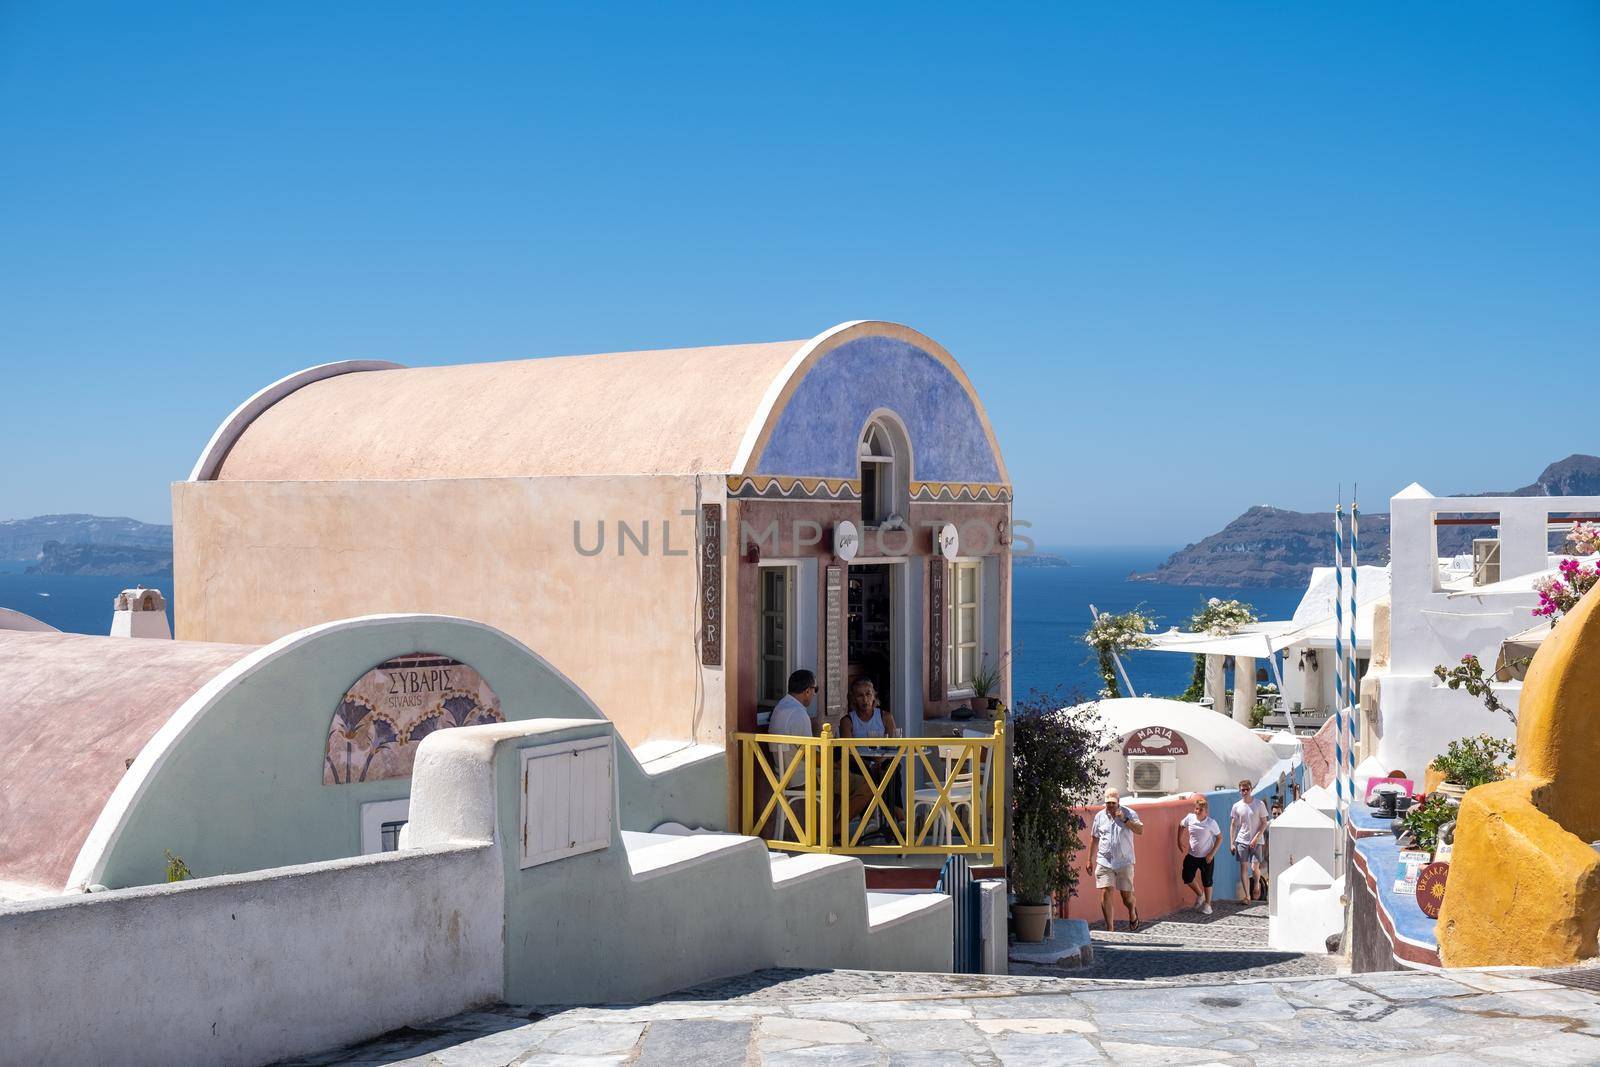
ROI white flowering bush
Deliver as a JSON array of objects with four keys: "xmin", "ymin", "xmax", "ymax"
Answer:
[
  {"xmin": 1179, "ymin": 598, "xmax": 1258, "ymax": 702},
  {"xmin": 1193, "ymin": 597, "xmax": 1258, "ymax": 636},
  {"xmin": 1083, "ymin": 609, "xmax": 1155, "ymax": 698}
]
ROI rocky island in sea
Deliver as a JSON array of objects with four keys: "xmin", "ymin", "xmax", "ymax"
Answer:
[
  {"xmin": 25, "ymin": 540, "xmax": 174, "ymax": 576},
  {"xmin": 1132, "ymin": 454, "xmax": 1600, "ymax": 588},
  {"xmin": 2, "ymin": 514, "xmax": 173, "ymax": 575}
]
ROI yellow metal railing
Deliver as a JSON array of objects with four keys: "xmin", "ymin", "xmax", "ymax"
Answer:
[{"xmin": 737, "ymin": 719, "xmax": 1006, "ymax": 865}]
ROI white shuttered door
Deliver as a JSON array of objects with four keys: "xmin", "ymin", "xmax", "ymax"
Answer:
[{"xmin": 520, "ymin": 738, "xmax": 613, "ymax": 868}]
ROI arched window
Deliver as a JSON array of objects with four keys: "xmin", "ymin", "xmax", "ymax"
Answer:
[{"xmin": 858, "ymin": 416, "xmax": 908, "ymax": 527}]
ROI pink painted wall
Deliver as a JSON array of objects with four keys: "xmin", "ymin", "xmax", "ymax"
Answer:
[{"xmin": 1061, "ymin": 795, "xmax": 1196, "ymax": 923}]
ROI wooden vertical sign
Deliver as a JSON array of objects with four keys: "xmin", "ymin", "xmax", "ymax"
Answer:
[
  {"xmin": 825, "ymin": 564, "xmax": 844, "ymax": 718},
  {"xmin": 700, "ymin": 504, "xmax": 723, "ymax": 666},
  {"xmin": 928, "ymin": 556, "xmax": 947, "ymax": 703}
]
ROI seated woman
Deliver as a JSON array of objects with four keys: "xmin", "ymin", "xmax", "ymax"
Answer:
[{"xmin": 839, "ymin": 677, "xmax": 905, "ymax": 831}]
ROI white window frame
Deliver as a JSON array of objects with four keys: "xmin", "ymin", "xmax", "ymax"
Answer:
[
  {"xmin": 946, "ymin": 558, "xmax": 983, "ymax": 697},
  {"xmin": 359, "ymin": 797, "xmax": 411, "ymax": 856},
  {"xmin": 756, "ymin": 561, "xmax": 798, "ymax": 711},
  {"xmin": 519, "ymin": 736, "xmax": 614, "ymax": 869},
  {"xmin": 858, "ymin": 412, "xmax": 912, "ymax": 528}
]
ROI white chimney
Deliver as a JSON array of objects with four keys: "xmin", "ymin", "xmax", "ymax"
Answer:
[{"xmin": 111, "ymin": 587, "xmax": 172, "ymax": 640}]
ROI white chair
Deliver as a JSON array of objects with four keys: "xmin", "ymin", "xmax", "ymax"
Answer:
[
  {"xmin": 768, "ymin": 742, "xmax": 812, "ymax": 843},
  {"xmin": 912, "ymin": 735, "xmax": 991, "ymax": 846}
]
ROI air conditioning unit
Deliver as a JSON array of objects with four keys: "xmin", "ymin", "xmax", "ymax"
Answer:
[
  {"xmin": 1127, "ymin": 756, "xmax": 1178, "ymax": 796},
  {"xmin": 1472, "ymin": 538, "xmax": 1501, "ymax": 587}
]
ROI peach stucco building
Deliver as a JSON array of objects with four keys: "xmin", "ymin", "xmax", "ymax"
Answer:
[{"xmin": 174, "ymin": 320, "xmax": 1013, "ymax": 795}]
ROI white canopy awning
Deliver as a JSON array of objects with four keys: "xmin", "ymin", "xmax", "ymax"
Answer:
[
  {"xmin": 1143, "ymin": 566, "xmax": 1389, "ymax": 658},
  {"xmin": 1497, "ymin": 619, "xmax": 1551, "ymax": 681},
  {"xmin": 1145, "ymin": 625, "xmax": 1295, "ymax": 658}
]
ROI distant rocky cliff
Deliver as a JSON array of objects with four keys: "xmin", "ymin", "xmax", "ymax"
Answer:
[
  {"xmin": 25, "ymin": 541, "xmax": 174, "ymax": 577},
  {"xmin": 1132, "ymin": 506, "xmax": 1393, "ymax": 587},
  {"xmin": 0, "ymin": 513, "xmax": 172, "ymax": 560},
  {"xmin": 1134, "ymin": 455, "xmax": 1600, "ymax": 588}
]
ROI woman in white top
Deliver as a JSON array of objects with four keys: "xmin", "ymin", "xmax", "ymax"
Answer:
[
  {"xmin": 839, "ymin": 678, "xmax": 903, "ymax": 825},
  {"xmin": 839, "ymin": 677, "xmax": 900, "ymax": 743},
  {"xmin": 1176, "ymin": 794, "xmax": 1221, "ymax": 914}
]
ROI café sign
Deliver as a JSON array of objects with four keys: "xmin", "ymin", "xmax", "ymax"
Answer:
[
  {"xmin": 1122, "ymin": 727, "xmax": 1189, "ymax": 757},
  {"xmin": 833, "ymin": 520, "xmax": 860, "ymax": 562}
]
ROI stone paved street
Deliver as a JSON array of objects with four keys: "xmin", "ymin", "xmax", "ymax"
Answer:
[
  {"xmin": 285, "ymin": 966, "xmax": 1600, "ymax": 1066},
  {"xmin": 1015, "ymin": 901, "xmax": 1344, "ymax": 983}
]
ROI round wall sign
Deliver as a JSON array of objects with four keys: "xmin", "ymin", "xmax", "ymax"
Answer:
[
  {"xmin": 936, "ymin": 523, "xmax": 959, "ymax": 560},
  {"xmin": 833, "ymin": 520, "xmax": 860, "ymax": 562},
  {"xmin": 1415, "ymin": 861, "xmax": 1449, "ymax": 918}
]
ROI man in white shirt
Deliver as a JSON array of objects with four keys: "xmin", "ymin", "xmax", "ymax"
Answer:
[
  {"xmin": 1175, "ymin": 794, "xmax": 1221, "ymax": 914},
  {"xmin": 1089, "ymin": 787, "xmax": 1144, "ymax": 932},
  {"xmin": 768, "ymin": 670, "xmax": 817, "ymax": 737},
  {"xmin": 1229, "ymin": 779, "xmax": 1270, "ymax": 902}
]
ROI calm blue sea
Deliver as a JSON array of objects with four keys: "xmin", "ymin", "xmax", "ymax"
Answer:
[
  {"xmin": 0, "ymin": 549, "xmax": 1303, "ymax": 701},
  {"xmin": 1010, "ymin": 547, "xmax": 1305, "ymax": 704},
  {"xmin": 0, "ymin": 560, "xmax": 176, "ymax": 634}
]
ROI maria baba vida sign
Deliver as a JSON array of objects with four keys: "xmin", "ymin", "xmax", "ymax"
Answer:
[
  {"xmin": 1122, "ymin": 726, "xmax": 1189, "ymax": 757},
  {"xmin": 325, "ymin": 653, "xmax": 504, "ymax": 785}
]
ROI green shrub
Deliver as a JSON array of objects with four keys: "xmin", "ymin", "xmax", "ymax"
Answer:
[
  {"xmin": 1402, "ymin": 793, "xmax": 1457, "ymax": 854},
  {"xmin": 164, "ymin": 850, "xmax": 192, "ymax": 883},
  {"xmin": 1429, "ymin": 734, "xmax": 1515, "ymax": 789},
  {"xmin": 1008, "ymin": 688, "xmax": 1114, "ymax": 903},
  {"xmin": 1010, "ymin": 816, "xmax": 1055, "ymax": 906}
]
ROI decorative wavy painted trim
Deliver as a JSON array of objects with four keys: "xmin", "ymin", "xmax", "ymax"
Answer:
[
  {"xmin": 726, "ymin": 476, "xmax": 1011, "ymax": 504},
  {"xmin": 911, "ymin": 481, "xmax": 1012, "ymax": 504},
  {"xmin": 725, "ymin": 475, "xmax": 862, "ymax": 501}
]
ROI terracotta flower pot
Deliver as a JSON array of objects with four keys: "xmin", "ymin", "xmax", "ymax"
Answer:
[{"xmin": 1013, "ymin": 902, "xmax": 1051, "ymax": 943}]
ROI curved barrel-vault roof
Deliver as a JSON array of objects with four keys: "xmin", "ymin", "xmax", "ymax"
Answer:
[
  {"xmin": 198, "ymin": 321, "xmax": 1008, "ymax": 485},
  {"xmin": 0, "ymin": 630, "xmax": 257, "ymax": 896}
]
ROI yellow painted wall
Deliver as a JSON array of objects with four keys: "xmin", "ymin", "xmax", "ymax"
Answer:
[
  {"xmin": 1436, "ymin": 584, "xmax": 1600, "ymax": 967},
  {"xmin": 173, "ymin": 476, "xmax": 713, "ymax": 749}
]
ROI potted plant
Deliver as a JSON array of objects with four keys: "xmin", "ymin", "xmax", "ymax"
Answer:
[
  {"xmin": 1008, "ymin": 689, "xmax": 1114, "ymax": 941},
  {"xmin": 1401, "ymin": 792, "xmax": 1458, "ymax": 857},
  {"xmin": 970, "ymin": 651, "xmax": 1010, "ymax": 712},
  {"xmin": 1428, "ymin": 734, "xmax": 1515, "ymax": 800},
  {"xmin": 1010, "ymin": 816, "xmax": 1054, "ymax": 942}
]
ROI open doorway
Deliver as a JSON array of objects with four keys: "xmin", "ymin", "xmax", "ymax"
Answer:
[{"xmin": 847, "ymin": 563, "xmax": 896, "ymax": 716}]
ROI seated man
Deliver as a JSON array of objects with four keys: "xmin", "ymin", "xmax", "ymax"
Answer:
[
  {"xmin": 769, "ymin": 669, "xmax": 817, "ymax": 737},
  {"xmin": 764, "ymin": 669, "xmax": 870, "ymax": 829}
]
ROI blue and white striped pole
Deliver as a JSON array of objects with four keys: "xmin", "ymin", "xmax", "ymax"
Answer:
[
  {"xmin": 1332, "ymin": 503, "xmax": 1348, "ymax": 841},
  {"xmin": 1347, "ymin": 497, "xmax": 1361, "ymax": 810}
]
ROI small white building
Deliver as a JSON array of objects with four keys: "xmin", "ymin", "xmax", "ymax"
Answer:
[
  {"xmin": 1082, "ymin": 697, "xmax": 1280, "ymax": 797},
  {"xmin": 1365, "ymin": 483, "xmax": 1600, "ymax": 779}
]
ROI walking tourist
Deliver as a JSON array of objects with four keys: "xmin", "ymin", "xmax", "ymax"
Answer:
[
  {"xmin": 769, "ymin": 669, "xmax": 817, "ymax": 737},
  {"xmin": 1176, "ymin": 794, "xmax": 1220, "ymax": 914},
  {"xmin": 1259, "ymin": 797, "xmax": 1284, "ymax": 901},
  {"xmin": 1230, "ymin": 779, "xmax": 1269, "ymax": 902},
  {"xmin": 1090, "ymin": 787, "xmax": 1144, "ymax": 932}
]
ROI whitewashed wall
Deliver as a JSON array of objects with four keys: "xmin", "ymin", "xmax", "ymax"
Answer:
[
  {"xmin": 0, "ymin": 844, "xmax": 502, "ymax": 1067},
  {"xmin": 1378, "ymin": 488, "xmax": 1600, "ymax": 776}
]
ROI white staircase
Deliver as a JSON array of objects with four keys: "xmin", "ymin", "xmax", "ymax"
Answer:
[{"xmin": 613, "ymin": 830, "xmax": 952, "ymax": 982}]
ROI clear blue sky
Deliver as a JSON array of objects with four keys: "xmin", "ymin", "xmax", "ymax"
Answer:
[{"xmin": 2, "ymin": 2, "xmax": 1595, "ymax": 546}]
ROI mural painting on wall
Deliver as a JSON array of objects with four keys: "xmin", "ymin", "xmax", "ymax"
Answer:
[{"xmin": 325, "ymin": 653, "xmax": 504, "ymax": 784}]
